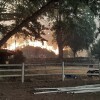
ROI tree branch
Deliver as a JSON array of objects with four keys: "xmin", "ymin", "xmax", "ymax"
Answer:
[{"xmin": 0, "ymin": 0, "xmax": 59, "ymax": 47}]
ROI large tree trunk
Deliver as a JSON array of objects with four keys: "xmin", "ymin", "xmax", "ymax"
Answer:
[
  {"xmin": 56, "ymin": 30, "xmax": 63, "ymax": 61},
  {"xmin": 73, "ymin": 52, "xmax": 76, "ymax": 58},
  {"xmin": 58, "ymin": 42, "xmax": 63, "ymax": 60},
  {"xmin": 56, "ymin": 1, "xmax": 64, "ymax": 62},
  {"xmin": 0, "ymin": 0, "xmax": 58, "ymax": 47},
  {"xmin": 73, "ymin": 49, "xmax": 77, "ymax": 58}
]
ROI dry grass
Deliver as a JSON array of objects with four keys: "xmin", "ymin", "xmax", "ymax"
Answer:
[{"xmin": 26, "ymin": 65, "xmax": 89, "ymax": 76}]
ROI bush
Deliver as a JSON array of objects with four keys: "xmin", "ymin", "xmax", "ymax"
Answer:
[
  {"xmin": 0, "ymin": 49, "xmax": 10, "ymax": 64},
  {"xmin": 9, "ymin": 50, "xmax": 25, "ymax": 64}
]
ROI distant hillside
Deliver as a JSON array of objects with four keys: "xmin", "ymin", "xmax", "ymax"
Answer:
[{"xmin": 21, "ymin": 46, "xmax": 57, "ymax": 58}]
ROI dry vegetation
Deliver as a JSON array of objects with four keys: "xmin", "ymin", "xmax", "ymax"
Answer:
[{"xmin": 26, "ymin": 65, "xmax": 89, "ymax": 75}]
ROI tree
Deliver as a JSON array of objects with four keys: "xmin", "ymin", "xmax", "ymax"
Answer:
[
  {"xmin": 82, "ymin": 0, "xmax": 100, "ymax": 43},
  {"xmin": 0, "ymin": 0, "xmax": 8, "ymax": 35},
  {"xmin": 0, "ymin": 0, "xmax": 99, "ymax": 60},
  {"xmin": 91, "ymin": 39, "xmax": 100, "ymax": 60},
  {"xmin": 0, "ymin": 0, "xmax": 58, "ymax": 47},
  {"xmin": 63, "ymin": 8, "xmax": 96, "ymax": 57},
  {"xmin": 51, "ymin": 0, "xmax": 96, "ymax": 58}
]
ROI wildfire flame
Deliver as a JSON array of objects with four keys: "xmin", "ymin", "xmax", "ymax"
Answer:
[{"xmin": 6, "ymin": 40, "xmax": 59, "ymax": 55}]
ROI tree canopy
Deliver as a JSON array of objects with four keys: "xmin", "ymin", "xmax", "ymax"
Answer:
[
  {"xmin": 51, "ymin": 0, "xmax": 96, "ymax": 58},
  {"xmin": 64, "ymin": 7, "xmax": 96, "ymax": 57},
  {"xmin": 0, "ymin": 0, "xmax": 57, "ymax": 47},
  {"xmin": 91, "ymin": 39, "xmax": 100, "ymax": 60},
  {"xmin": 0, "ymin": 0, "xmax": 100, "ymax": 59}
]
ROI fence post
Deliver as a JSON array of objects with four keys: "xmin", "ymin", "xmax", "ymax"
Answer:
[
  {"xmin": 22, "ymin": 63, "xmax": 25, "ymax": 83},
  {"xmin": 62, "ymin": 62, "xmax": 65, "ymax": 81}
]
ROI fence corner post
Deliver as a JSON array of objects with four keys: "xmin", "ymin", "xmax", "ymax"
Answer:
[
  {"xmin": 22, "ymin": 63, "xmax": 25, "ymax": 83},
  {"xmin": 62, "ymin": 62, "xmax": 65, "ymax": 81}
]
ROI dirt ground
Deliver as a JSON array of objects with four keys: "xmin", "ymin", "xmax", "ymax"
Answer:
[{"xmin": 0, "ymin": 76, "xmax": 100, "ymax": 100}]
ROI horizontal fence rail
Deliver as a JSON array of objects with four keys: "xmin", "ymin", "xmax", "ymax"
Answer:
[{"xmin": 0, "ymin": 62, "xmax": 100, "ymax": 83}]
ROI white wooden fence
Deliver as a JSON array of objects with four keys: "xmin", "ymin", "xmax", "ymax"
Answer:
[{"xmin": 0, "ymin": 62, "xmax": 100, "ymax": 83}]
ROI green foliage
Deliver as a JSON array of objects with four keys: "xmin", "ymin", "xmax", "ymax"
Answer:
[
  {"xmin": 91, "ymin": 39, "xmax": 100, "ymax": 60},
  {"xmin": 52, "ymin": 0, "xmax": 96, "ymax": 57},
  {"xmin": 0, "ymin": 0, "xmax": 99, "ymax": 59},
  {"xmin": 0, "ymin": 0, "xmax": 47, "ymax": 35},
  {"xmin": 64, "ymin": 13, "xmax": 96, "ymax": 54}
]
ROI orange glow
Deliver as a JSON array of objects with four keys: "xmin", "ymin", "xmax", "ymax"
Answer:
[
  {"xmin": 7, "ymin": 42, "xmax": 19, "ymax": 50},
  {"xmin": 6, "ymin": 40, "xmax": 59, "ymax": 55}
]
